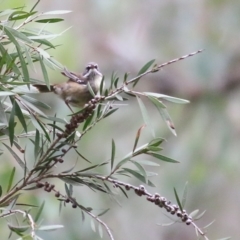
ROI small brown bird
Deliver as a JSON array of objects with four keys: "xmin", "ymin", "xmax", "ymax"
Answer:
[{"xmin": 33, "ymin": 62, "xmax": 103, "ymax": 111}]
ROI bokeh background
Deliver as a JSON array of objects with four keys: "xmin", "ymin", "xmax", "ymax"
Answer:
[{"xmin": 1, "ymin": 0, "xmax": 240, "ymax": 239}]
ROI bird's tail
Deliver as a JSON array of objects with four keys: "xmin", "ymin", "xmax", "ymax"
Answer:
[{"xmin": 33, "ymin": 84, "xmax": 54, "ymax": 92}]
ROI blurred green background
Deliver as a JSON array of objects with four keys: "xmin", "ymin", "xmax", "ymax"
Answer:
[{"xmin": 1, "ymin": 0, "xmax": 240, "ymax": 239}]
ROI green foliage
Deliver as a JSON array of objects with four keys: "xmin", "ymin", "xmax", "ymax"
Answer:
[{"xmin": 0, "ymin": 2, "xmax": 215, "ymax": 240}]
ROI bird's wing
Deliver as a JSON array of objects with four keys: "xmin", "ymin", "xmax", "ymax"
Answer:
[{"xmin": 61, "ymin": 67, "xmax": 86, "ymax": 85}]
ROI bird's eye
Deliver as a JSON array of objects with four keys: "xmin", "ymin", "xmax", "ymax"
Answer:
[
  {"xmin": 86, "ymin": 66, "xmax": 90, "ymax": 71},
  {"xmin": 94, "ymin": 64, "xmax": 98, "ymax": 69}
]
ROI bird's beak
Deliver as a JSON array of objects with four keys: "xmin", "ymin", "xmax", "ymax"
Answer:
[
  {"xmin": 85, "ymin": 66, "xmax": 102, "ymax": 78},
  {"xmin": 93, "ymin": 67, "xmax": 102, "ymax": 77}
]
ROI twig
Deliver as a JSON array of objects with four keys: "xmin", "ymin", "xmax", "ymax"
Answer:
[
  {"xmin": 43, "ymin": 172, "xmax": 208, "ymax": 239},
  {"xmin": 85, "ymin": 210, "xmax": 114, "ymax": 240},
  {"xmin": 0, "ymin": 209, "xmax": 36, "ymax": 237}
]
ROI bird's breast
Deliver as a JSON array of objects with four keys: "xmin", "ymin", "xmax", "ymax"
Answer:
[{"xmin": 53, "ymin": 82, "xmax": 92, "ymax": 107}]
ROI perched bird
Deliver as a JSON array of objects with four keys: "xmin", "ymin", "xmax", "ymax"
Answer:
[{"xmin": 33, "ymin": 62, "xmax": 103, "ymax": 111}]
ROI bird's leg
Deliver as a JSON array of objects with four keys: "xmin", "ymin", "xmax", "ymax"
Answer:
[{"xmin": 65, "ymin": 100, "xmax": 74, "ymax": 113}]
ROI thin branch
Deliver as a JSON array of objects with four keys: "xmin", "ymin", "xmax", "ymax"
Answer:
[
  {"xmin": 42, "ymin": 172, "xmax": 208, "ymax": 239},
  {"xmin": 85, "ymin": 210, "xmax": 114, "ymax": 240},
  {"xmin": 105, "ymin": 50, "xmax": 203, "ymax": 100},
  {"xmin": 0, "ymin": 209, "xmax": 36, "ymax": 237}
]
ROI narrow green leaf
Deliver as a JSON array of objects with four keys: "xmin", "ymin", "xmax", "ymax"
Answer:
[
  {"xmin": 112, "ymin": 157, "xmax": 130, "ymax": 173},
  {"xmin": 118, "ymin": 185, "xmax": 128, "ymax": 198},
  {"xmin": 174, "ymin": 188, "xmax": 183, "ymax": 212},
  {"xmin": 74, "ymin": 150, "xmax": 91, "ymax": 163},
  {"xmin": 148, "ymin": 95, "xmax": 177, "ymax": 136},
  {"xmin": 8, "ymin": 100, "xmax": 16, "ymax": 146},
  {"xmin": 43, "ymin": 10, "xmax": 72, "ymax": 15},
  {"xmin": 96, "ymin": 104, "xmax": 102, "ymax": 118},
  {"xmin": 34, "ymin": 129, "xmax": 40, "ymax": 159},
  {"xmin": 181, "ymin": 181, "xmax": 188, "ymax": 208},
  {"xmin": 114, "ymin": 94, "xmax": 123, "ymax": 101},
  {"xmin": 29, "ymin": 115, "xmax": 50, "ymax": 142},
  {"xmin": 147, "ymin": 95, "xmax": 166, "ymax": 109},
  {"xmin": 81, "ymin": 210, "xmax": 85, "ymax": 222},
  {"xmin": 123, "ymin": 72, "xmax": 129, "ymax": 83},
  {"xmin": 3, "ymin": 143, "xmax": 28, "ymax": 172},
  {"xmin": 158, "ymin": 107, "xmax": 177, "ymax": 136},
  {"xmin": 147, "ymin": 152, "xmax": 179, "ymax": 163},
  {"xmin": 47, "ymin": 57, "xmax": 63, "ymax": 70},
  {"xmin": 19, "ymin": 96, "xmax": 49, "ymax": 117},
  {"xmin": 133, "ymin": 59, "xmax": 155, "ymax": 87},
  {"xmin": 23, "ymin": 44, "xmax": 35, "ymax": 71},
  {"xmin": 137, "ymin": 96, "xmax": 155, "ymax": 137},
  {"xmin": 102, "ymin": 182, "xmax": 113, "ymax": 195},
  {"xmin": 189, "ymin": 209, "xmax": 199, "ymax": 218},
  {"xmin": 99, "ymin": 77, "xmax": 105, "ymax": 96},
  {"xmin": 10, "ymin": 11, "xmax": 36, "ymax": 21},
  {"xmin": 131, "ymin": 160, "xmax": 147, "ymax": 182},
  {"xmin": 135, "ymin": 159, "xmax": 160, "ymax": 167},
  {"xmin": 82, "ymin": 112, "xmax": 95, "ymax": 131},
  {"xmin": 124, "ymin": 142, "xmax": 148, "ymax": 159},
  {"xmin": 0, "ymin": 81, "xmax": 28, "ymax": 86},
  {"xmin": 44, "ymin": 115, "xmax": 67, "ymax": 123},
  {"xmin": 22, "ymin": 32, "xmax": 55, "ymax": 49},
  {"xmin": 17, "ymin": 46, "xmax": 30, "ymax": 83},
  {"xmin": 148, "ymin": 138, "xmax": 165, "ymax": 147},
  {"xmin": 38, "ymin": 225, "xmax": 64, "ymax": 231},
  {"xmin": 122, "ymin": 168, "xmax": 155, "ymax": 187},
  {"xmin": 145, "ymin": 92, "xmax": 190, "ymax": 104},
  {"xmin": 0, "ymin": 193, "xmax": 21, "ymax": 208},
  {"xmin": 36, "ymin": 18, "xmax": 64, "ymax": 23},
  {"xmin": 219, "ymin": 237, "xmax": 233, "ymax": 240},
  {"xmin": 9, "ymin": 11, "xmax": 36, "ymax": 21},
  {"xmin": 34, "ymin": 201, "xmax": 45, "ymax": 223},
  {"xmin": 3, "ymin": 27, "xmax": 29, "ymax": 82},
  {"xmin": 47, "ymin": 123, "xmax": 64, "ymax": 133},
  {"xmin": 4, "ymin": 26, "xmax": 32, "ymax": 44},
  {"xmin": 15, "ymin": 100, "xmax": 27, "ymax": 132},
  {"xmin": 38, "ymin": 48, "xmax": 51, "ymax": 59},
  {"xmin": 137, "ymin": 59, "xmax": 155, "ymax": 75},
  {"xmin": 52, "ymin": 114, "xmax": 57, "ymax": 140},
  {"xmin": 69, "ymin": 184, "xmax": 73, "ymax": 196},
  {"xmin": 0, "ymin": 91, "xmax": 15, "ymax": 96},
  {"xmin": 110, "ymin": 139, "xmax": 115, "ymax": 170},
  {"xmin": 87, "ymin": 82, "xmax": 95, "ymax": 97},
  {"xmin": 64, "ymin": 183, "xmax": 71, "ymax": 197},
  {"xmin": 21, "ymin": 95, "xmax": 51, "ymax": 110},
  {"xmin": 8, "ymin": 223, "xmax": 29, "ymax": 233},
  {"xmin": 90, "ymin": 219, "xmax": 96, "ymax": 232},
  {"xmin": 62, "ymin": 161, "xmax": 78, "ymax": 174},
  {"xmin": 114, "ymin": 77, "xmax": 119, "ymax": 88},
  {"xmin": 77, "ymin": 161, "xmax": 108, "ymax": 173},
  {"xmin": 157, "ymin": 221, "xmax": 175, "ymax": 227},
  {"xmin": 194, "ymin": 210, "xmax": 206, "ymax": 220},
  {"xmin": 133, "ymin": 125, "xmax": 145, "ymax": 153},
  {"xmin": 30, "ymin": 0, "xmax": 40, "ymax": 12},
  {"xmin": 35, "ymin": 38, "xmax": 56, "ymax": 49},
  {"xmin": 39, "ymin": 55, "xmax": 50, "ymax": 89},
  {"xmin": 203, "ymin": 220, "xmax": 215, "ymax": 229},
  {"xmin": 0, "ymin": 43, "xmax": 20, "ymax": 74},
  {"xmin": 0, "ymin": 9, "xmax": 15, "ymax": 18},
  {"xmin": 110, "ymin": 72, "xmax": 116, "ymax": 90},
  {"xmin": 147, "ymin": 146, "xmax": 163, "ymax": 152},
  {"xmin": 104, "ymin": 88, "xmax": 108, "ymax": 97},
  {"xmin": 97, "ymin": 208, "xmax": 110, "ymax": 217},
  {"xmin": 98, "ymin": 223, "xmax": 103, "ymax": 238},
  {"xmin": 7, "ymin": 167, "xmax": 15, "ymax": 192},
  {"xmin": 103, "ymin": 108, "xmax": 118, "ymax": 119}
]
